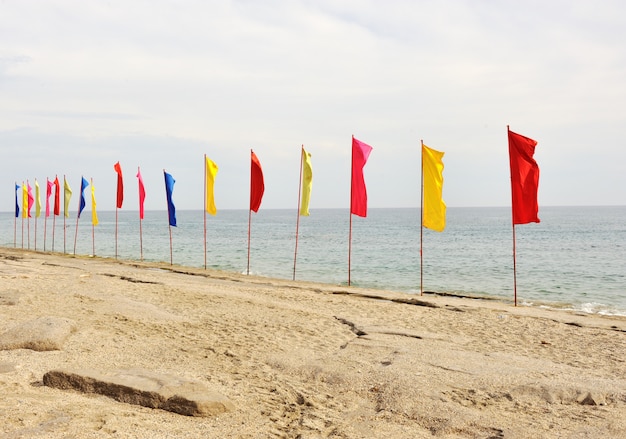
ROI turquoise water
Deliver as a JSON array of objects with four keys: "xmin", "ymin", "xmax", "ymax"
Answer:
[{"xmin": 2, "ymin": 206, "xmax": 625, "ymax": 316}]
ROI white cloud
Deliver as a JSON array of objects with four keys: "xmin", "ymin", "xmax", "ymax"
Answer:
[{"xmin": 1, "ymin": 0, "xmax": 625, "ymax": 211}]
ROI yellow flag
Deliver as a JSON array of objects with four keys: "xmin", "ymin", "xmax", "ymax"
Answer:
[
  {"xmin": 91, "ymin": 181, "xmax": 98, "ymax": 226},
  {"xmin": 300, "ymin": 148, "xmax": 313, "ymax": 216},
  {"xmin": 422, "ymin": 144, "xmax": 446, "ymax": 232},
  {"xmin": 35, "ymin": 180, "xmax": 42, "ymax": 218},
  {"xmin": 205, "ymin": 156, "xmax": 218, "ymax": 215},
  {"xmin": 22, "ymin": 183, "xmax": 28, "ymax": 218},
  {"xmin": 64, "ymin": 177, "xmax": 72, "ymax": 218}
]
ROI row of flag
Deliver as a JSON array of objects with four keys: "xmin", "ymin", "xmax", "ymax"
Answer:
[
  {"xmin": 11, "ymin": 130, "xmax": 539, "ymax": 303},
  {"xmin": 12, "ymin": 131, "xmax": 539, "ymax": 231}
]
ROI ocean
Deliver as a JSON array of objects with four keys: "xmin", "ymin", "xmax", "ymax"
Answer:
[{"xmin": 2, "ymin": 206, "xmax": 625, "ymax": 316}]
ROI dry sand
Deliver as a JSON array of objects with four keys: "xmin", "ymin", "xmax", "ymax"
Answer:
[{"xmin": 0, "ymin": 247, "xmax": 624, "ymax": 438}]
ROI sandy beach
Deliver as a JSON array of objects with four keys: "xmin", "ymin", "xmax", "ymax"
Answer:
[{"xmin": 0, "ymin": 247, "xmax": 624, "ymax": 438}]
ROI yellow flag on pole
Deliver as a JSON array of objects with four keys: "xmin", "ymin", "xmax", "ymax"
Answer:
[
  {"xmin": 299, "ymin": 148, "xmax": 313, "ymax": 216},
  {"xmin": 22, "ymin": 183, "xmax": 28, "ymax": 218},
  {"xmin": 91, "ymin": 181, "xmax": 98, "ymax": 226},
  {"xmin": 35, "ymin": 180, "xmax": 42, "ymax": 218},
  {"xmin": 205, "ymin": 156, "xmax": 218, "ymax": 215},
  {"xmin": 64, "ymin": 177, "xmax": 72, "ymax": 218},
  {"xmin": 422, "ymin": 144, "xmax": 446, "ymax": 232}
]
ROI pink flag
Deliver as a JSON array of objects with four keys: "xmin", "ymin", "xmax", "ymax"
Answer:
[
  {"xmin": 46, "ymin": 178, "xmax": 54, "ymax": 217},
  {"xmin": 137, "ymin": 168, "xmax": 146, "ymax": 219},
  {"xmin": 350, "ymin": 136, "xmax": 373, "ymax": 217},
  {"xmin": 27, "ymin": 182, "xmax": 34, "ymax": 218}
]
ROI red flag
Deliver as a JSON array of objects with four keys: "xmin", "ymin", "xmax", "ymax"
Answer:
[
  {"xmin": 136, "ymin": 168, "xmax": 146, "ymax": 220},
  {"xmin": 53, "ymin": 176, "xmax": 60, "ymax": 216},
  {"xmin": 351, "ymin": 136, "xmax": 373, "ymax": 217},
  {"xmin": 114, "ymin": 161, "xmax": 124, "ymax": 208},
  {"xmin": 508, "ymin": 129, "xmax": 540, "ymax": 225},
  {"xmin": 250, "ymin": 150, "xmax": 265, "ymax": 213}
]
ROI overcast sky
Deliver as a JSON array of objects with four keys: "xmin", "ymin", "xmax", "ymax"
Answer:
[{"xmin": 1, "ymin": 0, "xmax": 625, "ymax": 212}]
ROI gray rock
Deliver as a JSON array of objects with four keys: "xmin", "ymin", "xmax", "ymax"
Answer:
[
  {"xmin": 43, "ymin": 368, "xmax": 235, "ymax": 417},
  {"xmin": 0, "ymin": 316, "xmax": 76, "ymax": 351}
]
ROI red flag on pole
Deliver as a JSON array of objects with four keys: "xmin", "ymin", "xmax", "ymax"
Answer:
[
  {"xmin": 250, "ymin": 150, "xmax": 265, "ymax": 213},
  {"xmin": 508, "ymin": 129, "xmax": 540, "ymax": 225},
  {"xmin": 351, "ymin": 136, "xmax": 373, "ymax": 217},
  {"xmin": 114, "ymin": 161, "xmax": 124, "ymax": 208},
  {"xmin": 53, "ymin": 176, "xmax": 60, "ymax": 216}
]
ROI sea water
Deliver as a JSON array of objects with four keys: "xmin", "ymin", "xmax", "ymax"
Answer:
[{"xmin": 2, "ymin": 206, "xmax": 624, "ymax": 316}]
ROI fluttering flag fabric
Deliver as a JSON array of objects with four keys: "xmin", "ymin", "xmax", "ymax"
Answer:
[
  {"xmin": 15, "ymin": 184, "xmax": 20, "ymax": 218},
  {"xmin": 350, "ymin": 136, "xmax": 373, "ymax": 217},
  {"xmin": 114, "ymin": 161, "xmax": 124, "ymax": 209},
  {"xmin": 35, "ymin": 180, "xmax": 42, "ymax": 218},
  {"xmin": 78, "ymin": 177, "xmax": 89, "ymax": 218},
  {"xmin": 54, "ymin": 177, "xmax": 61, "ymax": 216},
  {"xmin": 300, "ymin": 148, "xmax": 313, "ymax": 216},
  {"xmin": 508, "ymin": 129, "xmax": 540, "ymax": 225},
  {"xmin": 205, "ymin": 156, "xmax": 218, "ymax": 215},
  {"xmin": 164, "ymin": 171, "xmax": 177, "ymax": 227},
  {"xmin": 422, "ymin": 144, "xmax": 446, "ymax": 232},
  {"xmin": 27, "ymin": 183, "xmax": 34, "ymax": 218},
  {"xmin": 22, "ymin": 183, "xmax": 28, "ymax": 218},
  {"xmin": 250, "ymin": 150, "xmax": 264, "ymax": 213},
  {"xmin": 63, "ymin": 177, "xmax": 72, "ymax": 217},
  {"xmin": 91, "ymin": 181, "xmax": 98, "ymax": 226},
  {"xmin": 46, "ymin": 179, "xmax": 53, "ymax": 217},
  {"xmin": 137, "ymin": 168, "xmax": 146, "ymax": 220}
]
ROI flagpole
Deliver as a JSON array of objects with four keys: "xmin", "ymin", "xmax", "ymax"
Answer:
[
  {"xmin": 293, "ymin": 146, "xmax": 304, "ymax": 281},
  {"xmin": 348, "ymin": 136, "xmax": 354, "ymax": 287},
  {"xmin": 73, "ymin": 177, "xmax": 82, "ymax": 255},
  {"xmin": 420, "ymin": 140, "xmax": 424, "ymax": 296},
  {"xmin": 14, "ymin": 182, "xmax": 18, "ymax": 248},
  {"xmin": 63, "ymin": 176, "xmax": 67, "ymax": 254},
  {"xmin": 138, "ymin": 167, "xmax": 144, "ymax": 261},
  {"xmin": 164, "ymin": 169, "xmax": 173, "ymax": 265},
  {"xmin": 44, "ymin": 178, "xmax": 48, "ymax": 251},
  {"xmin": 21, "ymin": 182, "xmax": 25, "ymax": 249},
  {"xmin": 247, "ymin": 150, "xmax": 254, "ymax": 276},
  {"xmin": 27, "ymin": 180, "xmax": 31, "ymax": 250},
  {"xmin": 115, "ymin": 205, "xmax": 118, "ymax": 259},
  {"xmin": 204, "ymin": 154, "xmax": 207, "ymax": 270},
  {"xmin": 507, "ymin": 125, "xmax": 518, "ymax": 307},
  {"xmin": 91, "ymin": 178, "xmax": 95, "ymax": 256},
  {"xmin": 34, "ymin": 181, "xmax": 38, "ymax": 251}
]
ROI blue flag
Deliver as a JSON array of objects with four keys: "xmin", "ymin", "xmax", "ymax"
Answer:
[
  {"xmin": 78, "ymin": 177, "xmax": 89, "ymax": 218},
  {"xmin": 15, "ymin": 184, "xmax": 20, "ymax": 218},
  {"xmin": 164, "ymin": 171, "xmax": 176, "ymax": 227}
]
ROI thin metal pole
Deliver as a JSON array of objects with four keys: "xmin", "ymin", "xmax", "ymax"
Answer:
[
  {"xmin": 164, "ymin": 169, "xmax": 173, "ymax": 265},
  {"xmin": 63, "ymin": 176, "xmax": 67, "ymax": 254},
  {"xmin": 91, "ymin": 178, "xmax": 95, "ymax": 256},
  {"xmin": 73, "ymin": 177, "xmax": 82, "ymax": 255},
  {"xmin": 27, "ymin": 180, "xmax": 31, "ymax": 250},
  {"xmin": 420, "ymin": 140, "xmax": 424, "ymax": 296},
  {"xmin": 138, "ymin": 167, "xmax": 143, "ymax": 261},
  {"xmin": 13, "ymin": 182, "xmax": 17, "ymax": 248},
  {"xmin": 44, "ymin": 178, "xmax": 48, "ymax": 252},
  {"xmin": 507, "ymin": 125, "xmax": 518, "ymax": 307},
  {"xmin": 293, "ymin": 146, "xmax": 304, "ymax": 280},
  {"xmin": 115, "ymin": 207, "xmax": 118, "ymax": 259},
  {"xmin": 204, "ymin": 154, "xmax": 207, "ymax": 270},
  {"xmin": 348, "ymin": 136, "xmax": 354, "ymax": 286},
  {"xmin": 247, "ymin": 208, "xmax": 252, "ymax": 275}
]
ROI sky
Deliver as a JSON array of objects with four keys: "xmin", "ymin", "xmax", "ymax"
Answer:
[{"xmin": 1, "ymin": 0, "xmax": 625, "ymax": 213}]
